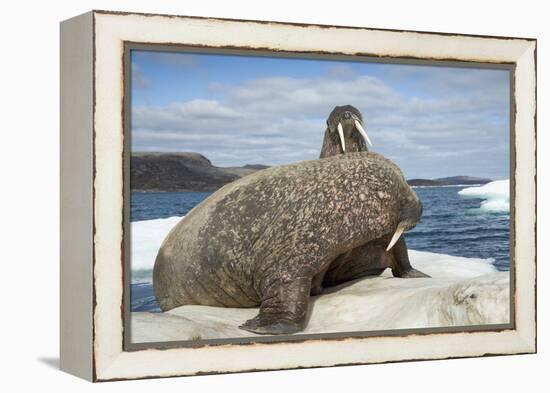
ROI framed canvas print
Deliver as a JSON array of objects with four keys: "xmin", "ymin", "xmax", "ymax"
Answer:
[{"xmin": 60, "ymin": 10, "xmax": 537, "ymax": 381}]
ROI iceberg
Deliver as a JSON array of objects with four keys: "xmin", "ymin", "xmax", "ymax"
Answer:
[
  {"xmin": 458, "ymin": 179, "xmax": 509, "ymax": 212},
  {"xmin": 129, "ymin": 216, "xmax": 509, "ymax": 343}
]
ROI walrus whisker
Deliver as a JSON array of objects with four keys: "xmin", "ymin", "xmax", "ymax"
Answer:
[
  {"xmin": 354, "ymin": 120, "xmax": 372, "ymax": 147},
  {"xmin": 386, "ymin": 222, "xmax": 407, "ymax": 251},
  {"xmin": 337, "ymin": 122, "xmax": 346, "ymax": 152}
]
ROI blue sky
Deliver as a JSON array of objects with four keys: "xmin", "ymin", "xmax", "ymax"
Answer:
[{"xmin": 131, "ymin": 49, "xmax": 510, "ymax": 179}]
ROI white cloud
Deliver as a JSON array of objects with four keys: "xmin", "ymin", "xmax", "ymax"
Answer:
[{"xmin": 131, "ymin": 67, "xmax": 509, "ymax": 179}]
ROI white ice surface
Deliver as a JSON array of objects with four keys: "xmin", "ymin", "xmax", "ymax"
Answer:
[
  {"xmin": 130, "ymin": 214, "xmax": 509, "ymax": 342},
  {"xmin": 131, "ymin": 216, "xmax": 181, "ymax": 271},
  {"xmin": 131, "ymin": 217, "xmax": 509, "ymax": 342},
  {"xmin": 458, "ymin": 179, "xmax": 510, "ymax": 212}
]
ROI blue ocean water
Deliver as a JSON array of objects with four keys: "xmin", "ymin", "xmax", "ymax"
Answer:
[
  {"xmin": 130, "ymin": 186, "xmax": 509, "ymax": 312},
  {"xmin": 408, "ymin": 186, "xmax": 509, "ymax": 270},
  {"xmin": 131, "ymin": 191, "xmax": 212, "ymax": 222}
]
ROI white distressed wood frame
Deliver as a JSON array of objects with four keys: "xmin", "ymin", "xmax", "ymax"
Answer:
[{"xmin": 60, "ymin": 10, "xmax": 536, "ymax": 381}]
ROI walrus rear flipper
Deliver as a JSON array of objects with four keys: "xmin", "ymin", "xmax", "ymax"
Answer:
[
  {"xmin": 239, "ymin": 276, "xmax": 311, "ymax": 335},
  {"xmin": 390, "ymin": 236, "xmax": 430, "ymax": 278}
]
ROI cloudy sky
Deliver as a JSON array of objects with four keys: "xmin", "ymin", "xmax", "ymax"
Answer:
[{"xmin": 131, "ymin": 50, "xmax": 510, "ymax": 180}]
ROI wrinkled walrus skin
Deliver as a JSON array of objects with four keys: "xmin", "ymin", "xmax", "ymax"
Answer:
[{"xmin": 154, "ymin": 152, "xmax": 423, "ymax": 335}]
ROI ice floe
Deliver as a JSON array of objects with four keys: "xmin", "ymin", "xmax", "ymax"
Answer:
[
  {"xmin": 458, "ymin": 180, "xmax": 509, "ymax": 212},
  {"xmin": 129, "ymin": 213, "xmax": 509, "ymax": 343}
]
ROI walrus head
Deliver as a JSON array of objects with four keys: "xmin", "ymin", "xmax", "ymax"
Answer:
[{"xmin": 320, "ymin": 105, "xmax": 372, "ymax": 158}]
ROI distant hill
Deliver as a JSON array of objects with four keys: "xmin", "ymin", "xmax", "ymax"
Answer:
[
  {"xmin": 131, "ymin": 152, "xmax": 269, "ymax": 192},
  {"xmin": 130, "ymin": 152, "xmax": 492, "ymax": 191},
  {"xmin": 220, "ymin": 164, "xmax": 270, "ymax": 178},
  {"xmin": 407, "ymin": 179, "xmax": 446, "ymax": 187},
  {"xmin": 435, "ymin": 176, "xmax": 493, "ymax": 185},
  {"xmin": 407, "ymin": 176, "xmax": 492, "ymax": 187}
]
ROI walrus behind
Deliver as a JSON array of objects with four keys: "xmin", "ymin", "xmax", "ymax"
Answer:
[
  {"xmin": 314, "ymin": 104, "xmax": 429, "ymax": 296},
  {"xmin": 320, "ymin": 104, "xmax": 372, "ymax": 158},
  {"xmin": 154, "ymin": 152, "xmax": 423, "ymax": 335}
]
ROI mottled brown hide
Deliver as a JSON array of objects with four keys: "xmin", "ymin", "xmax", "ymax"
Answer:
[{"xmin": 154, "ymin": 152, "xmax": 423, "ymax": 334}]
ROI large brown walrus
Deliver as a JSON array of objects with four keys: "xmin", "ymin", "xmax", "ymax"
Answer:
[{"xmin": 153, "ymin": 124, "xmax": 427, "ymax": 334}]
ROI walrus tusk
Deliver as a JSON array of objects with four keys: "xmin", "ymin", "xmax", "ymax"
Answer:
[
  {"xmin": 386, "ymin": 222, "xmax": 407, "ymax": 251},
  {"xmin": 337, "ymin": 122, "xmax": 346, "ymax": 152},
  {"xmin": 354, "ymin": 120, "xmax": 373, "ymax": 146}
]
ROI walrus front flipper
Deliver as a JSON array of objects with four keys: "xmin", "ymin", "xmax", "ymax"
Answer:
[
  {"xmin": 239, "ymin": 277, "xmax": 311, "ymax": 335},
  {"xmin": 390, "ymin": 236, "xmax": 430, "ymax": 278}
]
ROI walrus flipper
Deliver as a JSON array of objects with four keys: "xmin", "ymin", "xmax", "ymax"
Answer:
[
  {"xmin": 239, "ymin": 276, "xmax": 311, "ymax": 335},
  {"xmin": 389, "ymin": 236, "xmax": 430, "ymax": 278}
]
